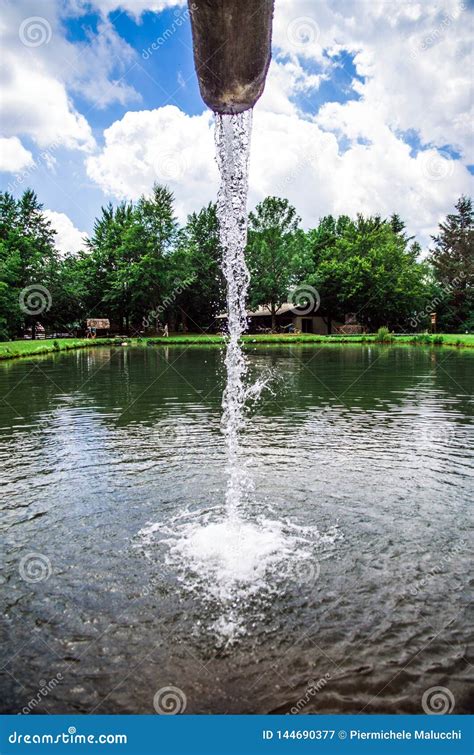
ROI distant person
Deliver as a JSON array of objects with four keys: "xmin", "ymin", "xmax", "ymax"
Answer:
[
  {"xmin": 86, "ymin": 326, "xmax": 92, "ymax": 338},
  {"xmin": 91, "ymin": 326, "xmax": 97, "ymax": 339},
  {"xmin": 163, "ymin": 324, "xmax": 169, "ymax": 337}
]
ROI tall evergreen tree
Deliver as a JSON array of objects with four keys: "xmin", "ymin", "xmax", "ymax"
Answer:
[
  {"xmin": 429, "ymin": 196, "xmax": 473, "ymax": 331},
  {"xmin": 134, "ymin": 184, "xmax": 177, "ymax": 329},
  {"xmin": 0, "ymin": 189, "xmax": 59, "ymax": 338}
]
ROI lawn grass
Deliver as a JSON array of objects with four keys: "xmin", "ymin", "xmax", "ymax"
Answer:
[
  {"xmin": 0, "ymin": 337, "xmax": 118, "ymax": 361},
  {"xmin": 0, "ymin": 332, "xmax": 472, "ymax": 362}
]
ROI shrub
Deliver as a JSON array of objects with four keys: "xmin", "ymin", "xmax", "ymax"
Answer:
[
  {"xmin": 376, "ymin": 326, "xmax": 393, "ymax": 343},
  {"xmin": 411, "ymin": 333, "xmax": 432, "ymax": 345}
]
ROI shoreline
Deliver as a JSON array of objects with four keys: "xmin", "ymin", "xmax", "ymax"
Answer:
[{"xmin": 0, "ymin": 333, "xmax": 473, "ymax": 362}]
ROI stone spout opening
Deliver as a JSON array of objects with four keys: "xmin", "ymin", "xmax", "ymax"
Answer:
[{"xmin": 188, "ymin": 0, "xmax": 274, "ymax": 114}]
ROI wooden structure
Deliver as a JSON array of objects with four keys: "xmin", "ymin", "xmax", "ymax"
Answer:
[
  {"xmin": 333, "ymin": 314, "xmax": 365, "ymax": 335},
  {"xmin": 218, "ymin": 303, "xmax": 342, "ymax": 334},
  {"xmin": 86, "ymin": 318, "xmax": 110, "ymax": 336}
]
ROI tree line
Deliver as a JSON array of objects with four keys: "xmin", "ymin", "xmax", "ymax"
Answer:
[{"xmin": 0, "ymin": 185, "xmax": 472, "ymax": 340}]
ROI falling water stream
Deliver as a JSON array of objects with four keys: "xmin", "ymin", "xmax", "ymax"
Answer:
[
  {"xmin": 215, "ymin": 111, "xmax": 253, "ymax": 521},
  {"xmin": 137, "ymin": 111, "xmax": 339, "ymax": 641}
]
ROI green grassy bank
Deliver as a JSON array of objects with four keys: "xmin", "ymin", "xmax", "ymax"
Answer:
[
  {"xmin": 0, "ymin": 332, "xmax": 473, "ymax": 362},
  {"xmin": 0, "ymin": 337, "xmax": 118, "ymax": 361}
]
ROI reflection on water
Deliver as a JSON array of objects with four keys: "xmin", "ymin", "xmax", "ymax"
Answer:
[{"xmin": 0, "ymin": 345, "xmax": 472, "ymax": 714}]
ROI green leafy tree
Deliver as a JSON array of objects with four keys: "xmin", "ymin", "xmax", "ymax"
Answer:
[
  {"xmin": 85, "ymin": 201, "xmax": 136, "ymax": 331},
  {"xmin": 0, "ymin": 189, "xmax": 60, "ymax": 339},
  {"xmin": 305, "ymin": 215, "xmax": 351, "ymax": 330},
  {"xmin": 53, "ymin": 254, "xmax": 89, "ymax": 333},
  {"xmin": 134, "ymin": 184, "xmax": 177, "ymax": 330},
  {"xmin": 84, "ymin": 185, "xmax": 177, "ymax": 333},
  {"xmin": 246, "ymin": 197, "xmax": 308, "ymax": 330},
  {"xmin": 170, "ymin": 203, "xmax": 224, "ymax": 331},
  {"xmin": 306, "ymin": 214, "xmax": 428, "ymax": 330},
  {"xmin": 429, "ymin": 196, "xmax": 473, "ymax": 331}
]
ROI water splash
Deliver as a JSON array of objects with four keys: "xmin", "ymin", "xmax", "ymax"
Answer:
[
  {"xmin": 215, "ymin": 111, "xmax": 253, "ymax": 520},
  {"xmin": 137, "ymin": 510, "xmax": 343, "ymax": 643}
]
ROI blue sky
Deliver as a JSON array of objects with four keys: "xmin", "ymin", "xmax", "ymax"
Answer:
[
  {"xmin": 66, "ymin": 7, "xmax": 203, "ymax": 121},
  {"xmin": 1, "ymin": 3, "xmax": 206, "ymax": 238},
  {"xmin": 1, "ymin": 0, "xmax": 473, "ymax": 252}
]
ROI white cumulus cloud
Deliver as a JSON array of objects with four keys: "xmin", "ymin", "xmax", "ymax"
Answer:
[
  {"xmin": 1, "ymin": 49, "xmax": 95, "ymax": 151},
  {"xmin": 85, "ymin": 102, "xmax": 472, "ymax": 247},
  {"xmin": 0, "ymin": 136, "xmax": 34, "ymax": 172},
  {"xmin": 0, "ymin": 0, "xmax": 144, "ymax": 155},
  {"xmin": 44, "ymin": 210, "xmax": 88, "ymax": 255},
  {"xmin": 84, "ymin": 0, "xmax": 473, "ymax": 247},
  {"xmin": 77, "ymin": 0, "xmax": 184, "ymax": 20},
  {"xmin": 86, "ymin": 105, "xmax": 218, "ymax": 220},
  {"xmin": 272, "ymin": 0, "xmax": 473, "ymax": 156}
]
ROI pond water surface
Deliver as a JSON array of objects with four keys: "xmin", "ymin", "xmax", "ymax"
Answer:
[{"xmin": 1, "ymin": 345, "xmax": 472, "ymax": 714}]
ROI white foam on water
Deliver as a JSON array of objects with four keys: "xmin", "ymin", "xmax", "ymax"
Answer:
[
  {"xmin": 168, "ymin": 518, "xmax": 291, "ymax": 596},
  {"xmin": 137, "ymin": 512, "xmax": 343, "ymax": 641}
]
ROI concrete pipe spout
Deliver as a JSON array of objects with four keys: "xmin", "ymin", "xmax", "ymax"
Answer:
[{"xmin": 188, "ymin": 0, "xmax": 274, "ymax": 114}]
